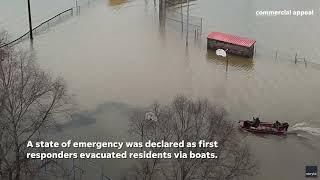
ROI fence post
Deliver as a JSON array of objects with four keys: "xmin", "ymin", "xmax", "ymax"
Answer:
[
  {"xmin": 181, "ymin": 0, "xmax": 183, "ymax": 33},
  {"xmin": 27, "ymin": 0, "xmax": 33, "ymax": 40},
  {"xmin": 226, "ymin": 55, "xmax": 229, "ymax": 73},
  {"xmin": 76, "ymin": 0, "xmax": 80, "ymax": 14},
  {"xmin": 186, "ymin": 0, "xmax": 190, "ymax": 46},
  {"xmin": 194, "ymin": 29, "xmax": 196, "ymax": 39},
  {"xmin": 200, "ymin": 18, "xmax": 203, "ymax": 36}
]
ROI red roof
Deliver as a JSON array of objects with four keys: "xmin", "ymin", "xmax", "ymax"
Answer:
[{"xmin": 207, "ymin": 32, "xmax": 256, "ymax": 47}]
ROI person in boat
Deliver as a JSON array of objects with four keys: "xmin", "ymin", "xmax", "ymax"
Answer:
[
  {"xmin": 273, "ymin": 121, "xmax": 281, "ymax": 129},
  {"xmin": 276, "ymin": 122, "xmax": 289, "ymax": 131},
  {"xmin": 252, "ymin": 117, "xmax": 260, "ymax": 128},
  {"xmin": 282, "ymin": 122, "xmax": 289, "ymax": 131}
]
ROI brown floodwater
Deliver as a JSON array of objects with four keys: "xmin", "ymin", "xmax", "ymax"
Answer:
[{"xmin": 2, "ymin": 0, "xmax": 320, "ymax": 179}]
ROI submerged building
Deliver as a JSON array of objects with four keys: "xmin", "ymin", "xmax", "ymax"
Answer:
[{"xmin": 207, "ymin": 32, "xmax": 256, "ymax": 58}]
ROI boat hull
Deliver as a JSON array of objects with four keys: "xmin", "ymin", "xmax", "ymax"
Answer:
[{"xmin": 238, "ymin": 120, "xmax": 286, "ymax": 135}]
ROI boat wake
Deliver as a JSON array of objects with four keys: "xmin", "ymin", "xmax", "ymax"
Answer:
[{"xmin": 288, "ymin": 122, "xmax": 320, "ymax": 137}]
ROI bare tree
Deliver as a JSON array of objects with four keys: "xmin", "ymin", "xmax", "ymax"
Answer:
[
  {"xmin": 125, "ymin": 95, "xmax": 258, "ymax": 180},
  {"xmin": 0, "ymin": 32, "xmax": 70, "ymax": 180}
]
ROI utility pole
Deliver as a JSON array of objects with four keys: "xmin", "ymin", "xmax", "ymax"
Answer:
[
  {"xmin": 186, "ymin": 0, "xmax": 190, "ymax": 46},
  {"xmin": 27, "ymin": 0, "xmax": 33, "ymax": 40}
]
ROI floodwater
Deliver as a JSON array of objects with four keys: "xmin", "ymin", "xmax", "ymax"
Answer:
[{"xmin": 1, "ymin": 0, "xmax": 320, "ymax": 179}]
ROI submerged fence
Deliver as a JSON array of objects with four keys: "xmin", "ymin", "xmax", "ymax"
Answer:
[
  {"xmin": 162, "ymin": 0, "xmax": 203, "ymax": 38},
  {"xmin": 0, "ymin": 0, "xmax": 98, "ymax": 49},
  {"xmin": 166, "ymin": 10, "xmax": 202, "ymax": 33},
  {"xmin": 253, "ymin": 45, "xmax": 314, "ymax": 68},
  {"xmin": 0, "ymin": 8, "xmax": 73, "ymax": 48}
]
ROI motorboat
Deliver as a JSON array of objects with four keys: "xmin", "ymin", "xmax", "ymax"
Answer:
[{"xmin": 239, "ymin": 120, "xmax": 289, "ymax": 135}]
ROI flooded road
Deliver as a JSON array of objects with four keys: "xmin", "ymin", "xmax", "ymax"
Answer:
[{"xmin": 1, "ymin": 0, "xmax": 320, "ymax": 179}]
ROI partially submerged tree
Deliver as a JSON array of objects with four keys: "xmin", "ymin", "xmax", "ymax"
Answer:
[
  {"xmin": 125, "ymin": 95, "xmax": 258, "ymax": 180},
  {"xmin": 0, "ymin": 32, "xmax": 70, "ymax": 180}
]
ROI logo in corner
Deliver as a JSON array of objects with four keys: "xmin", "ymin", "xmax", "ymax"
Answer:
[{"xmin": 305, "ymin": 166, "xmax": 317, "ymax": 177}]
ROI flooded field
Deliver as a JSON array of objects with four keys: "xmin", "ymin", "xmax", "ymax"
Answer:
[{"xmin": 1, "ymin": 0, "xmax": 320, "ymax": 179}]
